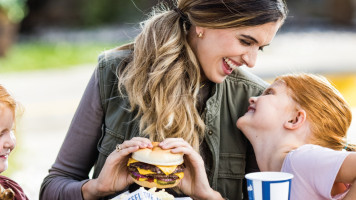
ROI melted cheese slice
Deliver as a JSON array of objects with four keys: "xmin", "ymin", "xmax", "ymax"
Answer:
[
  {"xmin": 137, "ymin": 167, "xmax": 155, "ymax": 175},
  {"xmin": 157, "ymin": 165, "xmax": 178, "ymax": 175},
  {"xmin": 127, "ymin": 158, "xmax": 139, "ymax": 166},
  {"xmin": 175, "ymin": 172, "xmax": 184, "ymax": 179},
  {"xmin": 128, "ymin": 157, "xmax": 180, "ymax": 176}
]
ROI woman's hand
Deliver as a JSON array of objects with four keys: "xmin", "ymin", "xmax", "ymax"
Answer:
[
  {"xmin": 82, "ymin": 137, "xmax": 153, "ymax": 200},
  {"xmin": 159, "ymin": 138, "xmax": 223, "ymax": 200}
]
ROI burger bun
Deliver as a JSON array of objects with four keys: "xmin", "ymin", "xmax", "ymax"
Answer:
[{"xmin": 131, "ymin": 142, "xmax": 184, "ymax": 166}]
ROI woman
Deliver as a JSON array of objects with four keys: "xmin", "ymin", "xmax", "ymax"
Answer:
[
  {"xmin": 40, "ymin": 0, "xmax": 288, "ymax": 199},
  {"xmin": 0, "ymin": 85, "xmax": 29, "ymax": 200},
  {"xmin": 237, "ymin": 73, "xmax": 355, "ymax": 199}
]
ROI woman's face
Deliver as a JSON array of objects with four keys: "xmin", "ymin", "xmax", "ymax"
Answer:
[
  {"xmin": 192, "ymin": 21, "xmax": 282, "ymax": 83},
  {"xmin": 0, "ymin": 104, "xmax": 16, "ymax": 173}
]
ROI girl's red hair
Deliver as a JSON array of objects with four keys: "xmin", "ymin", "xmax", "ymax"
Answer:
[{"xmin": 276, "ymin": 73, "xmax": 353, "ymax": 151}]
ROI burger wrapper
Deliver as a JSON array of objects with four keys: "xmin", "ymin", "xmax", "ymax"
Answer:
[
  {"xmin": 112, "ymin": 187, "xmax": 160, "ymax": 200},
  {"xmin": 111, "ymin": 187, "xmax": 192, "ymax": 200}
]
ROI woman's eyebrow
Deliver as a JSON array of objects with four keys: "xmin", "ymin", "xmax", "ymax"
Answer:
[{"xmin": 240, "ymin": 34, "xmax": 259, "ymax": 44}]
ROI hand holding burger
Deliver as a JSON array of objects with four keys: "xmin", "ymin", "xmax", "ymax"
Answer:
[
  {"xmin": 81, "ymin": 137, "xmax": 153, "ymax": 199},
  {"xmin": 127, "ymin": 142, "xmax": 185, "ymax": 188},
  {"xmin": 158, "ymin": 138, "xmax": 225, "ymax": 200},
  {"xmin": 83, "ymin": 137, "xmax": 222, "ymax": 200}
]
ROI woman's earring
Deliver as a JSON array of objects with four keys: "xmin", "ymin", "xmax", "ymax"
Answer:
[{"xmin": 197, "ymin": 32, "xmax": 203, "ymax": 38}]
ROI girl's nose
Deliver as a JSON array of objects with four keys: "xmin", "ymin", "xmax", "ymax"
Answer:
[
  {"xmin": 5, "ymin": 131, "xmax": 16, "ymax": 150},
  {"xmin": 249, "ymin": 96, "xmax": 257, "ymax": 104}
]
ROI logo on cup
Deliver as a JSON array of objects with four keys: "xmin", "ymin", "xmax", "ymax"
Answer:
[{"xmin": 245, "ymin": 172, "xmax": 293, "ymax": 200}]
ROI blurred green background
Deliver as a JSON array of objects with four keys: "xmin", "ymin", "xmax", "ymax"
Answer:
[
  {"xmin": 1, "ymin": 0, "xmax": 356, "ymax": 72},
  {"xmin": 0, "ymin": 0, "xmax": 356, "ymax": 71},
  {"xmin": 0, "ymin": 0, "xmax": 356, "ymax": 199}
]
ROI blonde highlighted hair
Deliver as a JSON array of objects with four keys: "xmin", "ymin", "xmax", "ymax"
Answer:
[
  {"xmin": 117, "ymin": 0, "xmax": 288, "ymax": 151},
  {"xmin": 276, "ymin": 73, "xmax": 354, "ymax": 151}
]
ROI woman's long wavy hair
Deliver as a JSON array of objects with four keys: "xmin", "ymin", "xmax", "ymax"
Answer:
[
  {"xmin": 276, "ymin": 74, "xmax": 354, "ymax": 151},
  {"xmin": 117, "ymin": 0, "xmax": 288, "ymax": 151}
]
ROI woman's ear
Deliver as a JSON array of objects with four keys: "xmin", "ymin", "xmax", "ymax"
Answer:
[
  {"xmin": 284, "ymin": 109, "xmax": 307, "ymax": 130},
  {"xmin": 195, "ymin": 26, "xmax": 205, "ymax": 38}
]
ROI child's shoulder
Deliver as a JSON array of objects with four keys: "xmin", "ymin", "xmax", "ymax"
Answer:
[
  {"xmin": 291, "ymin": 144, "xmax": 346, "ymax": 158},
  {"xmin": 294, "ymin": 144, "xmax": 330, "ymax": 152},
  {"xmin": 287, "ymin": 144, "xmax": 350, "ymax": 168}
]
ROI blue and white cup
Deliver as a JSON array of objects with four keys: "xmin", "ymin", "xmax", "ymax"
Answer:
[{"xmin": 245, "ymin": 172, "xmax": 294, "ymax": 200}]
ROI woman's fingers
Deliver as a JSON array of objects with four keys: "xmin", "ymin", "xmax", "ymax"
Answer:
[
  {"xmin": 108, "ymin": 137, "xmax": 152, "ymax": 163},
  {"xmin": 115, "ymin": 145, "xmax": 140, "ymax": 157},
  {"xmin": 93, "ymin": 137, "xmax": 154, "ymax": 195},
  {"xmin": 160, "ymin": 137, "xmax": 185, "ymax": 145},
  {"xmin": 159, "ymin": 138, "xmax": 204, "ymax": 168},
  {"xmin": 130, "ymin": 137, "xmax": 152, "ymax": 145},
  {"xmin": 159, "ymin": 138, "xmax": 192, "ymax": 150},
  {"xmin": 120, "ymin": 137, "xmax": 153, "ymax": 149},
  {"xmin": 159, "ymin": 138, "xmax": 195, "ymax": 156},
  {"xmin": 114, "ymin": 137, "xmax": 200, "ymax": 162}
]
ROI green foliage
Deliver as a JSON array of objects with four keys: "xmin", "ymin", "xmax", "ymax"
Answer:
[
  {"xmin": 0, "ymin": 41, "xmax": 121, "ymax": 73},
  {"xmin": 0, "ymin": 0, "xmax": 27, "ymax": 23},
  {"xmin": 79, "ymin": 0, "xmax": 158, "ymax": 27}
]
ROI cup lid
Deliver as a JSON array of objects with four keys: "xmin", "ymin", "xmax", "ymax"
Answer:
[{"xmin": 245, "ymin": 172, "xmax": 294, "ymax": 181}]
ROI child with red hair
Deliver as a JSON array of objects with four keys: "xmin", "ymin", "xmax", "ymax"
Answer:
[
  {"xmin": 237, "ymin": 73, "xmax": 356, "ymax": 199},
  {"xmin": 0, "ymin": 85, "xmax": 28, "ymax": 200}
]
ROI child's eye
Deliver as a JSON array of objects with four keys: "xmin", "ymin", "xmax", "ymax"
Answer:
[
  {"xmin": 0, "ymin": 129, "xmax": 11, "ymax": 136},
  {"xmin": 263, "ymin": 89, "xmax": 273, "ymax": 95},
  {"xmin": 258, "ymin": 46, "xmax": 264, "ymax": 51}
]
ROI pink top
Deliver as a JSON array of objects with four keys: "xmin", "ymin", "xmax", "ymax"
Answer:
[{"xmin": 281, "ymin": 144, "xmax": 350, "ymax": 200}]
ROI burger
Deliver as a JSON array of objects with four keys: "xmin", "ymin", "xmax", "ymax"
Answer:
[{"xmin": 127, "ymin": 142, "xmax": 185, "ymax": 188}]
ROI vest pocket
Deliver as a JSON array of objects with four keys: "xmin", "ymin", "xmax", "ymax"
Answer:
[
  {"xmin": 218, "ymin": 153, "xmax": 246, "ymax": 179},
  {"xmin": 97, "ymin": 127, "xmax": 125, "ymax": 157},
  {"xmin": 93, "ymin": 127, "xmax": 125, "ymax": 180},
  {"xmin": 217, "ymin": 153, "xmax": 246, "ymax": 199}
]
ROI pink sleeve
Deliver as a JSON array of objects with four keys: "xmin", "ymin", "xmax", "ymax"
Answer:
[{"xmin": 289, "ymin": 145, "xmax": 350, "ymax": 199}]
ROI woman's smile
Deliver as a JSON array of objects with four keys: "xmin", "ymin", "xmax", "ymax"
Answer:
[{"xmin": 223, "ymin": 57, "xmax": 242, "ymax": 75}]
